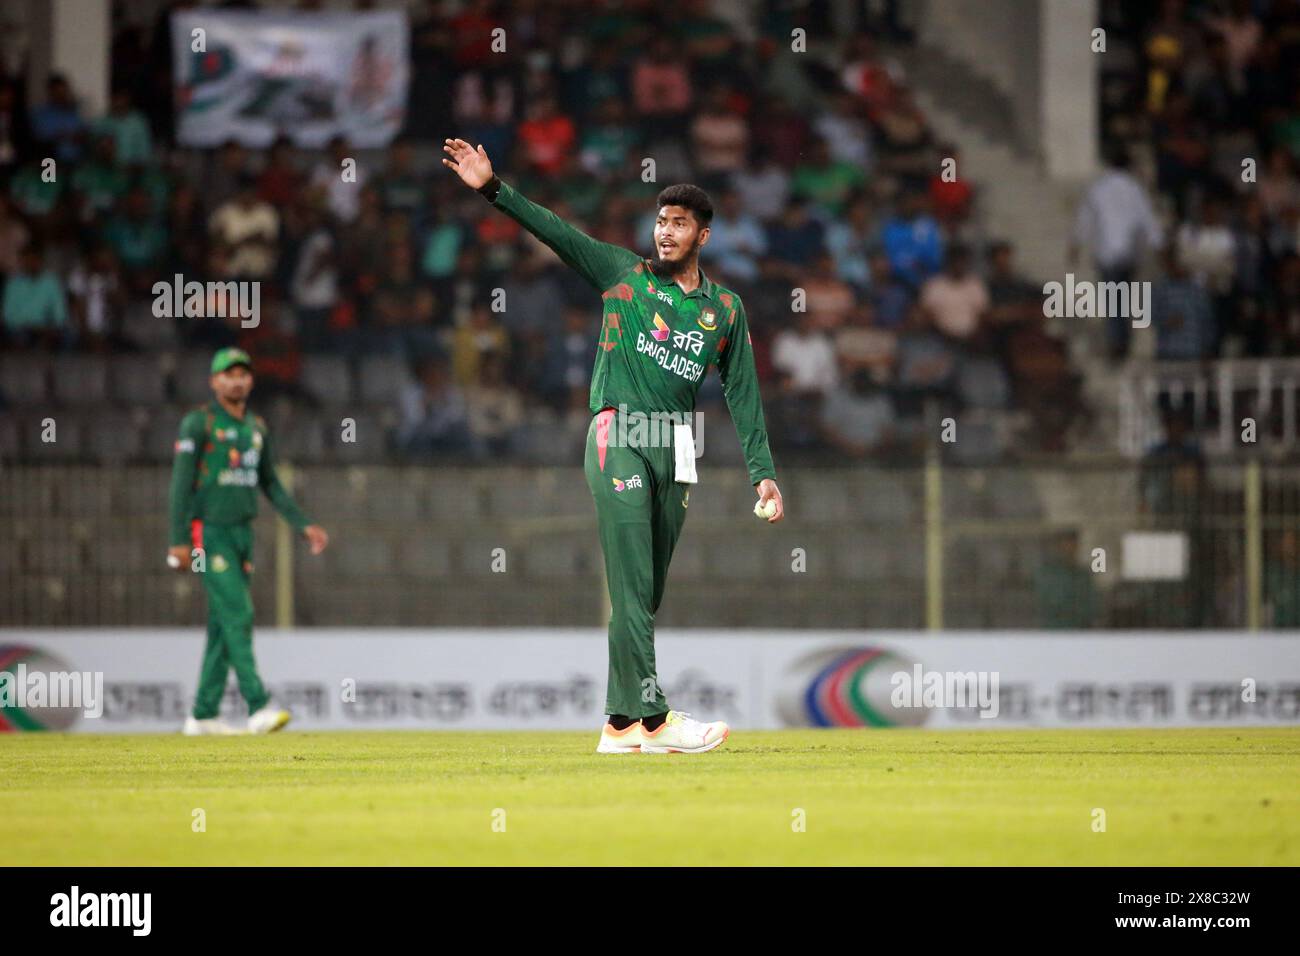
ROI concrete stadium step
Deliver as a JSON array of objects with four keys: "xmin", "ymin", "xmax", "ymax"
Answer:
[
  {"xmin": 0, "ymin": 415, "xmax": 19, "ymax": 459},
  {"xmin": 173, "ymin": 352, "xmax": 215, "ymax": 405},
  {"xmin": 299, "ymin": 356, "xmax": 354, "ymax": 407},
  {"xmin": 518, "ymin": 535, "xmax": 599, "ymax": 578},
  {"xmin": 899, "ymin": 43, "xmax": 1027, "ymax": 153},
  {"xmin": 0, "ymin": 353, "xmax": 51, "ymax": 405},
  {"xmin": 113, "ymin": 468, "xmax": 170, "ymax": 514},
  {"xmin": 23, "ymin": 419, "xmax": 83, "ymax": 461},
  {"xmin": 51, "ymin": 355, "xmax": 110, "ymax": 406},
  {"xmin": 328, "ymin": 536, "xmax": 396, "ymax": 578},
  {"xmin": 109, "ymin": 355, "xmax": 168, "ymax": 405},
  {"xmin": 942, "ymin": 468, "xmax": 1046, "ymax": 520},
  {"xmin": 94, "ymin": 521, "xmax": 167, "ymax": 572},
  {"xmin": 829, "ymin": 533, "xmax": 927, "ymax": 581},
  {"xmin": 903, "ymin": 46, "xmax": 1074, "ymax": 284},
  {"xmin": 394, "ymin": 538, "xmax": 455, "ymax": 577}
]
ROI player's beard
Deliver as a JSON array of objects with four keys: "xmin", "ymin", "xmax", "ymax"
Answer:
[{"xmin": 649, "ymin": 236, "xmax": 702, "ymax": 279}]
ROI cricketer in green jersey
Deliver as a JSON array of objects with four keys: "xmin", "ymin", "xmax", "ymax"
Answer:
[
  {"xmin": 167, "ymin": 347, "xmax": 329, "ymax": 736},
  {"xmin": 443, "ymin": 137, "xmax": 784, "ymax": 755}
]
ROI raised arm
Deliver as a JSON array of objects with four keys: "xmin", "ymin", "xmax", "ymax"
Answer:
[{"xmin": 442, "ymin": 138, "xmax": 640, "ymax": 291}]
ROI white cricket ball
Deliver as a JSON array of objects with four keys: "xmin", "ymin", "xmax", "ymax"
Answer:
[
  {"xmin": 754, "ymin": 499, "xmax": 777, "ymax": 520},
  {"xmin": 167, "ymin": 554, "xmax": 181, "ymax": 569}
]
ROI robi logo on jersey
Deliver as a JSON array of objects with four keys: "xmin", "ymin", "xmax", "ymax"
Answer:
[
  {"xmin": 228, "ymin": 447, "xmax": 260, "ymax": 468},
  {"xmin": 612, "ymin": 475, "xmax": 643, "ymax": 492},
  {"xmin": 647, "ymin": 283, "xmax": 674, "ymax": 306}
]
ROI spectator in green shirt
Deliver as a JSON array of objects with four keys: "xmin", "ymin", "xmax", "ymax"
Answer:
[
  {"xmin": 1034, "ymin": 530, "xmax": 1099, "ymax": 629},
  {"xmin": 102, "ymin": 186, "xmax": 167, "ymax": 293},
  {"xmin": 71, "ymin": 133, "xmax": 129, "ymax": 220},
  {"xmin": 1270, "ymin": 88, "xmax": 1300, "ymax": 162},
  {"xmin": 379, "ymin": 139, "xmax": 424, "ymax": 215},
  {"xmin": 94, "ymin": 88, "xmax": 153, "ymax": 167},
  {"xmin": 790, "ymin": 136, "xmax": 868, "ymax": 219},
  {"xmin": 9, "ymin": 159, "xmax": 64, "ymax": 226},
  {"xmin": 2, "ymin": 244, "xmax": 70, "ymax": 348},
  {"xmin": 579, "ymin": 97, "xmax": 640, "ymax": 179},
  {"xmin": 1265, "ymin": 529, "xmax": 1300, "ymax": 628}
]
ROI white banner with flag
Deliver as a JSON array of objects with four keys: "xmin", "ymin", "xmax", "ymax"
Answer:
[{"xmin": 171, "ymin": 10, "xmax": 409, "ymax": 148}]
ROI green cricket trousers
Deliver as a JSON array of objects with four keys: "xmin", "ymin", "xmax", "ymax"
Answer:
[
  {"xmin": 584, "ymin": 407, "xmax": 690, "ymax": 718},
  {"xmin": 190, "ymin": 521, "xmax": 269, "ymax": 719}
]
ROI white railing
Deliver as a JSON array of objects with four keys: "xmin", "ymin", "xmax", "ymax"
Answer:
[{"xmin": 1118, "ymin": 359, "xmax": 1300, "ymax": 457}]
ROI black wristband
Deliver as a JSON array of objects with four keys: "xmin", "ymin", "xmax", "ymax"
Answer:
[{"xmin": 477, "ymin": 175, "xmax": 501, "ymax": 203}]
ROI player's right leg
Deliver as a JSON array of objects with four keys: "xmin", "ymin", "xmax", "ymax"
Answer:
[
  {"xmin": 585, "ymin": 409, "xmax": 664, "ymax": 753},
  {"xmin": 637, "ymin": 446, "xmax": 729, "ymax": 754},
  {"xmin": 205, "ymin": 525, "xmax": 289, "ymax": 734},
  {"xmin": 188, "ymin": 561, "xmax": 239, "ymax": 736}
]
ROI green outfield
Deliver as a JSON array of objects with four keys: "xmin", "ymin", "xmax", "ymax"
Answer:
[{"xmin": 4, "ymin": 728, "xmax": 1297, "ymax": 866}]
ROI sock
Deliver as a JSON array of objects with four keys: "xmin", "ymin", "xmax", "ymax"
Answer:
[
  {"xmin": 641, "ymin": 712, "xmax": 668, "ymax": 732},
  {"xmin": 607, "ymin": 714, "xmax": 635, "ymax": 730}
]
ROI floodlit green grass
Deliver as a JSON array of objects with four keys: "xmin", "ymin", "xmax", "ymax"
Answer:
[{"xmin": 3, "ymin": 729, "xmax": 1297, "ymax": 866}]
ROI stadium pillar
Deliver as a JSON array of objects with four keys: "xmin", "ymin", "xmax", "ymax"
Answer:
[
  {"xmin": 276, "ymin": 464, "xmax": 296, "ymax": 629},
  {"xmin": 1039, "ymin": 0, "xmax": 1098, "ymax": 180},
  {"xmin": 1244, "ymin": 461, "xmax": 1262, "ymax": 631},
  {"xmin": 915, "ymin": 0, "xmax": 1097, "ymax": 177},
  {"xmin": 924, "ymin": 451, "xmax": 944, "ymax": 631},
  {"xmin": 28, "ymin": 0, "xmax": 110, "ymax": 116}
]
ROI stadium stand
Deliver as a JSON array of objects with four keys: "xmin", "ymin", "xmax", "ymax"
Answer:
[{"xmin": 0, "ymin": 0, "xmax": 1083, "ymax": 466}]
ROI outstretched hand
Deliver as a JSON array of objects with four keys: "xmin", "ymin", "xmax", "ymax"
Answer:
[{"xmin": 441, "ymin": 138, "xmax": 493, "ymax": 189}]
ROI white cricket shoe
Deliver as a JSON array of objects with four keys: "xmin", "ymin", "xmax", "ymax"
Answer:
[
  {"xmin": 595, "ymin": 721, "xmax": 645, "ymax": 754},
  {"xmin": 247, "ymin": 705, "xmax": 291, "ymax": 735},
  {"xmin": 639, "ymin": 711, "xmax": 730, "ymax": 754},
  {"xmin": 182, "ymin": 716, "xmax": 239, "ymax": 736}
]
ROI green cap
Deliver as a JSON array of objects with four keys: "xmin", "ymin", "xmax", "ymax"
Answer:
[{"xmin": 211, "ymin": 347, "xmax": 252, "ymax": 374}]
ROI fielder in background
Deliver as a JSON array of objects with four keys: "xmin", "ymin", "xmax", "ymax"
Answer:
[{"xmin": 167, "ymin": 347, "xmax": 329, "ymax": 736}]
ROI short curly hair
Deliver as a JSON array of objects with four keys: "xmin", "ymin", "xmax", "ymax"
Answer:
[{"xmin": 656, "ymin": 184, "xmax": 714, "ymax": 227}]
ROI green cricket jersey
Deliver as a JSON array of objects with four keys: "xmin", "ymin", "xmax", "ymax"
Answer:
[
  {"xmin": 490, "ymin": 179, "xmax": 776, "ymax": 486},
  {"xmin": 168, "ymin": 401, "xmax": 310, "ymax": 546}
]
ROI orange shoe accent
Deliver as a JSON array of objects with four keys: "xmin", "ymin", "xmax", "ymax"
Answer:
[{"xmin": 603, "ymin": 722, "xmax": 639, "ymax": 737}]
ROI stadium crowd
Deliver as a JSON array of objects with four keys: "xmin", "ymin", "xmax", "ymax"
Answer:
[
  {"xmin": 1087, "ymin": 0, "xmax": 1300, "ymax": 361},
  {"xmin": 5, "ymin": 0, "xmax": 1082, "ymax": 463}
]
